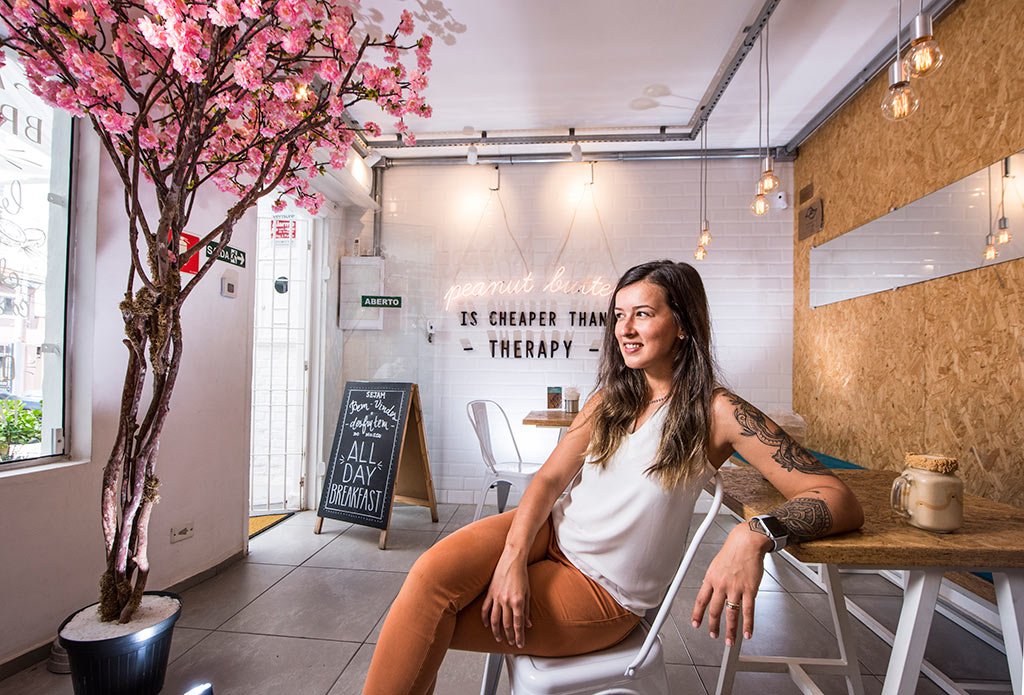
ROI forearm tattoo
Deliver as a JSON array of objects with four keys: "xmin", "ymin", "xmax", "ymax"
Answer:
[
  {"xmin": 763, "ymin": 497, "xmax": 834, "ymax": 543},
  {"xmin": 728, "ymin": 394, "xmax": 833, "ymax": 476}
]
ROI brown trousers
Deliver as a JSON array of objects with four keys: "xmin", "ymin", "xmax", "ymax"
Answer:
[{"xmin": 363, "ymin": 510, "xmax": 641, "ymax": 694}]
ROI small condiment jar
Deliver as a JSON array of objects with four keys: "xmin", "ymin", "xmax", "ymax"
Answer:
[{"xmin": 890, "ymin": 453, "xmax": 963, "ymax": 533}]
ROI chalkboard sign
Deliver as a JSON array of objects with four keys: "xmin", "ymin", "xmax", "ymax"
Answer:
[{"xmin": 316, "ymin": 381, "xmax": 437, "ymax": 548}]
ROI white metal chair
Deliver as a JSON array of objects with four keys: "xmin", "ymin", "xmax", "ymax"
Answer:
[
  {"xmin": 480, "ymin": 471, "xmax": 725, "ymax": 695},
  {"xmin": 467, "ymin": 400, "xmax": 545, "ymax": 521}
]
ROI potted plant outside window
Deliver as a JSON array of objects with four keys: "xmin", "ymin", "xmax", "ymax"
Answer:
[
  {"xmin": 0, "ymin": 398, "xmax": 42, "ymax": 460},
  {"xmin": 0, "ymin": 1, "xmax": 432, "ymax": 692}
]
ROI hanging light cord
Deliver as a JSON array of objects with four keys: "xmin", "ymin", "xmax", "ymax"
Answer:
[
  {"xmin": 550, "ymin": 166, "xmax": 617, "ymax": 276},
  {"xmin": 765, "ymin": 21, "xmax": 771, "ymax": 154},
  {"xmin": 896, "ymin": 0, "xmax": 903, "ymax": 65},
  {"xmin": 757, "ymin": 34, "xmax": 763, "ymax": 163},
  {"xmin": 988, "ymin": 163, "xmax": 994, "ymax": 236},
  {"xmin": 451, "ymin": 186, "xmax": 530, "ymax": 284},
  {"xmin": 701, "ymin": 119, "xmax": 709, "ymax": 225}
]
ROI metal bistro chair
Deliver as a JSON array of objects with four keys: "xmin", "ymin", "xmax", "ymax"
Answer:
[
  {"xmin": 467, "ymin": 400, "xmax": 545, "ymax": 522},
  {"xmin": 480, "ymin": 471, "xmax": 725, "ymax": 695}
]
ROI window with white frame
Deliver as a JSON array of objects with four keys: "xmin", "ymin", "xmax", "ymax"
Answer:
[{"xmin": 0, "ymin": 50, "xmax": 73, "ymax": 465}]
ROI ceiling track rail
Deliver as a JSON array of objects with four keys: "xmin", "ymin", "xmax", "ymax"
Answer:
[
  {"xmin": 783, "ymin": 0, "xmax": 962, "ymax": 155},
  {"xmin": 357, "ymin": 0, "xmax": 781, "ymax": 156},
  {"xmin": 382, "ymin": 147, "xmax": 794, "ymax": 168},
  {"xmin": 687, "ymin": 0, "xmax": 780, "ymax": 137}
]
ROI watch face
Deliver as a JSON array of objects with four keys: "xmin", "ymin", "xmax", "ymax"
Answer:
[{"xmin": 757, "ymin": 515, "xmax": 787, "ymax": 539}]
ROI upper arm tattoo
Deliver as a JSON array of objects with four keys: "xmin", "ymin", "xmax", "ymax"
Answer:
[
  {"xmin": 727, "ymin": 393, "xmax": 833, "ymax": 476},
  {"xmin": 768, "ymin": 497, "xmax": 834, "ymax": 542}
]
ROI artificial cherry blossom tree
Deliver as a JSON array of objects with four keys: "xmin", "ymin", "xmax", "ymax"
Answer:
[{"xmin": 0, "ymin": 0, "xmax": 431, "ymax": 623}]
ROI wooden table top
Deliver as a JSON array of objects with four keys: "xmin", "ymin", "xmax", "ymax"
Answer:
[
  {"xmin": 523, "ymin": 410, "xmax": 577, "ymax": 428},
  {"xmin": 712, "ymin": 466, "xmax": 1024, "ymax": 570}
]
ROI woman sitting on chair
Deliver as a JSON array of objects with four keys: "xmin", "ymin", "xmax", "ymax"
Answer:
[{"xmin": 364, "ymin": 259, "xmax": 864, "ymax": 695}]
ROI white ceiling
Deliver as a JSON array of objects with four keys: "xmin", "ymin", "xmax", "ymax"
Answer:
[{"xmin": 349, "ymin": 0, "xmax": 937, "ymax": 160}]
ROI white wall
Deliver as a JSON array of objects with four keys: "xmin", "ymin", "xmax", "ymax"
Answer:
[
  {"xmin": 0, "ymin": 129, "xmax": 256, "ymax": 664},
  {"xmin": 335, "ymin": 159, "xmax": 795, "ymax": 505}
]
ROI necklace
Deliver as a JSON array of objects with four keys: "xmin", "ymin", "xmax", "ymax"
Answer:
[{"xmin": 648, "ymin": 394, "xmax": 669, "ymax": 404}]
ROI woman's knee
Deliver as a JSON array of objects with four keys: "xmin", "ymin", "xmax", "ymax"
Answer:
[{"xmin": 403, "ymin": 517, "xmax": 512, "ymax": 599}]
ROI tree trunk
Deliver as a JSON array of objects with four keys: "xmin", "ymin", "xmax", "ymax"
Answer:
[{"xmin": 99, "ymin": 276, "xmax": 183, "ymax": 623}]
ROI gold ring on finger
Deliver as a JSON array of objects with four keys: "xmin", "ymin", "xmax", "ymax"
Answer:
[{"xmin": 724, "ymin": 600, "xmax": 741, "ymax": 610}]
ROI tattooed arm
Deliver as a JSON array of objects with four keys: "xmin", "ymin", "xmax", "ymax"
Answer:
[
  {"xmin": 722, "ymin": 390, "xmax": 862, "ymax": 540},
  {"xmin": 692, "ymin": 390, "xmax": 863, "ymax": 646}
]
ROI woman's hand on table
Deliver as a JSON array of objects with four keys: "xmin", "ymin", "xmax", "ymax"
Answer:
[
  {"xmin": 691, "ymin": 523, "xmax": 772, "ymax": 645},
  {"xmin": 482, "ymin": 548, "xmax": 533, "ymax": 648}
]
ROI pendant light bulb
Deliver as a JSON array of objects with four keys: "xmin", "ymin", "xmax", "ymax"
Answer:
[
  {"xmin": 759, "ymin": 156, "xmax": 780, "ymax": 193},
  {"xmin": 570, "ymin": 142, "xmax": 583, "ymax": 163},
  {"xmin": 904, "ymin": 12, "xmax": 944, "ymax": 78},
  {"xmin": 882, "ymin": 61, "xmax": 919, "ymax": 121},
  {"xmin": 699, "ymin": 220, "xmax": 712, "ymax": 247},
  {"xmin": 751, "ymin": 180, "xmax": 770, "ymax": 217},
  {"xmin": 694, "ymin": 245, "xmax": 707, "ymax": 261},
  {"xmin": 997, "ymin": 217, "xmax": 1012, "ymax": 245},
  {"xmin": 984, "ymin": 232, "xmax": 998, "ymax": 261},
  {"xmin": 467, "ymin": 145, "xmax": 479, "ymax": 165}
]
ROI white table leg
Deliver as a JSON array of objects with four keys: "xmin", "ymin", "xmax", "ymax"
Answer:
[
  {"xmin": 880, "ymin": 569, "xmax": 942, "ymax": 695},
  {"xmin": 821, "ymin": 564, "xmax": 865, "ymax": 695},
  {"xmin": 993, "ymin": 571, "xmax": 1024, "ymax": 695}
]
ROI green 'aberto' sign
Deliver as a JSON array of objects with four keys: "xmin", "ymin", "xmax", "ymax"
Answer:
[
  {"xmin": 205, "ymin": 242, "xmax": 246, "ymax": 268},
  {"xmin": 361, "ymin": 295, "xmax": 402, "ymax": 308}
]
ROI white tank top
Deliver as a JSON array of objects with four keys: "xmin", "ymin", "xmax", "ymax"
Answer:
[{"xmin": 551, "ymin": 405, "xmax": 712, "ymax": 615}]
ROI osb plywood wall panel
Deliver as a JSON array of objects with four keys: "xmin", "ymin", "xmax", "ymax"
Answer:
[
  {"xmin": 923, "ymin": 261, "xmax": 1024, "ymax": 503},
  {"xmin": 794, "ymin": 0, "xmax": 1024, "ymax": 506}
]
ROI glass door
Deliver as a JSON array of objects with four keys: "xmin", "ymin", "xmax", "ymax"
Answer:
[{"xmin": 249, "ymin": 214, "xmax": 312, "ymax": 513}]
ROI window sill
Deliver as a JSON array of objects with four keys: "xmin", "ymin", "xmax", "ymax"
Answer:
[{"xmin": 0, "ymin": 457, "xmax": 91, "ymax": 479}]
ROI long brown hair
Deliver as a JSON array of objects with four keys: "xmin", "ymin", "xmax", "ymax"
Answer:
[{"xmin": 586, "ymin": 260, "xmax": 717, "ymax": 488}]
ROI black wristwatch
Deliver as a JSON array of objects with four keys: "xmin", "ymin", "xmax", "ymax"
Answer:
[{"xmin": 749, "ymin": 514, "xmax": 788, "ymax": 552}]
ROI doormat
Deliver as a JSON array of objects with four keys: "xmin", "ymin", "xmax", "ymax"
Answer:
[{"xmin": 248, "ymin": 513, "xmax": 294, "ymax": 539}]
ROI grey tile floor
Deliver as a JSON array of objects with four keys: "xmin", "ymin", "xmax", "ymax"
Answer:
[{"xmin": 0, "ymin": 505, "xmax": 1012, "ymax": 695}]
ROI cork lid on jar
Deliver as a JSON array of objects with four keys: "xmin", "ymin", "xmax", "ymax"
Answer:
[{"xmin": 904, "ymin": 453, "xmax": 959, "ymax": 474}]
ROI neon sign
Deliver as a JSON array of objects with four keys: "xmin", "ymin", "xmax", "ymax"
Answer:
[{"xmin": 443, "ymin": 266, "xmax": 613, "ymax": 310}]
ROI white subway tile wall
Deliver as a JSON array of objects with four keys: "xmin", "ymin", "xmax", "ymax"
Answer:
[{"xmin": 339, "ymin": 159, "xmax": 794, "ymax": 504}]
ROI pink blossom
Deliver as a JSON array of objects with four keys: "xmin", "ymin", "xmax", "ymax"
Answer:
[
  {"xmin": 0, "ymin": 0, "xmax": 434, "ymax": 267},
  {"xmin": 139, "ymin": 128, "xmax": 159, "ymax": 148},
  {"xmin": 240, "ymin": 0, "xmax": 261, "ymax": 19},
  {"xmin": 71, "ymin": 10, "xmax": 98, "ymax": 37},
  {"xmin": 410, "ymin": 70, "xmax": 428, "ymax": 91},
  {"xmin": 96, "ymin": 108, "xmax": 134, "ymax": 134},
  {"xmin": 137, "ymin": 17, "xmax": 168, "ymax": 49},
  {"xmin": 398, "ymin": 10, "xmax": 414, "ymax": 36},
  {"xmin": 316, "ymin": 59, "xmax": 341, "ymax": 82},
  {"xmin": 88, "ymin": 0, "xmax": 117, "ymax": 23},
  {"xmin": 275, "ymin": 0, "xmax": 310, "ymax": 25},
  {"xmin": 232, "ymin": 59, "xmax": 262, "ymax": 90},
  {"xmin": 149, "ymin": 0, "xmax": 186, "ymax": 21},
  {"xmin": 164, "ymin": 18, "xmax": 208, "ymax": 82},
  {"xmin": 272, "ymin": 81, "xmax": 293, "ymax": 100},
  {"xmin": 287, "ymin": 25, "xmax": 314, "ymax": 54},
  {"xmin": 210, "ymin": 0, "xmax": 241, "ymax": 27},
  {"xmin": 12, "ymin": 0, "xmax": 36, "ymax": 24},
  {"xmin": 416, "ymin": 34, "xmax": 433, "ymax": 71}
]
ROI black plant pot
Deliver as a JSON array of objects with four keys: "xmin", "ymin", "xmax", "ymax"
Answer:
[{"xmin": 58, "ymin": 590, "xmax": 182, "ymax": 695}]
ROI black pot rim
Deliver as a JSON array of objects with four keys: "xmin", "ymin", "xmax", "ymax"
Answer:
[{"xmin": 58, "ymin": 591, "xmax": 182, "ymax": 654}]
